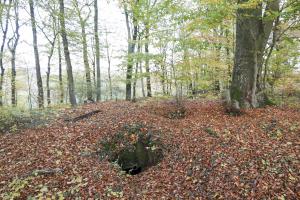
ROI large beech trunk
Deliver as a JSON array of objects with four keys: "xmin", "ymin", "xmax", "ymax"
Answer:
[{"xmin": 230, "ymin": 0, "xmax": 279, "ymax": 110}]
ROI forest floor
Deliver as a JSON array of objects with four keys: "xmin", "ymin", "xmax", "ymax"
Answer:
[{"xmin": 0, "ymin": 99, "xmax": 299, "ymax": 199}]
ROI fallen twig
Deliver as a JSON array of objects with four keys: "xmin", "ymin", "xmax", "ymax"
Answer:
[
  {"xmin": 65, "ymin": 110, "xmax": 101, "ymax": 122},
  {"xmin": 23, "ymin": 168, "xmax": 64, "ymax": 178}
]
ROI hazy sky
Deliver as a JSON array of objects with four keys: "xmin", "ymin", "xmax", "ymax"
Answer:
[
  {"xmin": 14, "ymin": 0, "xmax": 127, "ymax": 77},
  {"xmin": 0, "ymin": 0, "xmax": 131, "ymax": 105}
]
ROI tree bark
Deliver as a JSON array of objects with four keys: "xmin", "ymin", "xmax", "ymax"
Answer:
[
  {"xmin": 124, "ymin": 5, "xmax": 138, "ymax": 101},
  {"xmin": 105, "ymin": 30, "xmax": 113, "ymax": 100},
  {"xmin": 43, "ymin": 18, "xmax": 58, "ymax": 106},
  {"xmin": 46, "ymin": 40, "xmax": 55, "ymax": 106},
  {"xmin": 144, "ymin": 24, "xmax": 152, "ymax": 97},
  {"xmin": 57, "ymin": 31, "xmax": 64, "ymax": 104},
  {"xmin": 160, "ymin": 51, "xmax": 167, "ymax": 95},
  {"xmin": 132, "ymin": 60, "xmax": 138, "ymax": 101},
  {"xmin": 133, "ymin": 36, "xmax": 141, "ymax": 101},
  {"xmin": 26, "ymin": 66, "xmax": 33, "ymax": 109},
  {"xmin": 230, "ymin": 0, "xmax": 279, "ymax": 110},
  {"xmin": 263, "ymin": 18, "xmax": 279, "ymax": 88},
  {"xmin": 59, "ymin": 0, "xmax": 77, "ymax": 106},
  {"xmin": 256, "ymin": 0, "xmax": 279, "ymax": 91},
  {"xmin": 7, "ymin": 0, "xmax": 19, "ymax": 107},
  {"xmin": 10, "ymin": 48, "xmax": 16, "ymax": 106},
  {"xmin": 29, "ymin": 0, "xmax": 44, "ymax": 108},
  {"xmin": 139, "ymin": 64, "xmax": 145, "ymax": 98},
  {"xmin": 94, "ymin": 0, "xmax": 101, "ymax": 101}
]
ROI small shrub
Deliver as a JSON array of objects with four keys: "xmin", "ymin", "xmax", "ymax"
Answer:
[
  {"xmin": 0, "ymin": 108, "xmax": 31, "ymax": 133},
  {"xmin": 0, "ymin": 107, "xmax": 57, "ymax": 134}
]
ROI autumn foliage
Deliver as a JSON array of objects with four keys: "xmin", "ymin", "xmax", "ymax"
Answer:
[{"xmin": 0, "ymin": 99, "xmax": 299, "ymax": 199}]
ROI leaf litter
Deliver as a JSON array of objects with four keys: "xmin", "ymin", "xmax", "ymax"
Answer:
[{"xmin": 0, "ymin": 99, "xmax": 299, "ymax": 199}]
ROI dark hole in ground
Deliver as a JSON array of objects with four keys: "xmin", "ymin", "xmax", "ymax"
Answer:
[
  {"xmin": 98, "ymin": 123, "xmax": 164, "ymax": 175},
  {"xmin": 125, "ymin": 166, "xmax": 142, "ymax": 175},
  {"xmin": 117, "ymin": 140, "xmax": 163, "ymax": 175}
]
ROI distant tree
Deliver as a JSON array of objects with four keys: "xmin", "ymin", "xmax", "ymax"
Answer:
[
  {"xmin": 7, "ymin": 0, "xmax": 19, "ymax": 106},
  {"xmin": 73, "ymin": 0, "xmax": 93, "ymax": 101},
  {"xmin": 104, "ymin": 29, "xmax": 113, "ymax": 100},
  {"xmin": 0, "ymin": 0, "xmax": 12, "ymax": 106},
  {"xmin": 38, "ymin": 1, "xmax": 59, "ymax": 106}
]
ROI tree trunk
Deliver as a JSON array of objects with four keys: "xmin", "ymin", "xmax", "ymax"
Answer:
[
  {"xmin": 74, "ymin": 0, "xmax": 93, "ymax": 101},
  {"xmin": 29, "ymin": 0, "xmax": 44, "ymax": 108},
  {"xmin": 225, "ymin": 29, "xmax": 231, "ymax": 88},
  {"xmin": 132, "ymin": 60, "xmax": 138, "ymax": 101},
  {"xmin": 26, "ymin": 66, "xmax": 33, "ymax": 109},
  {"xmin": 10, "ymin": 48, "xmax": 16, "ymax": 106},
  {"xmin": 231, "ymin": 3, "xmax": 260, "ymax": 109},
  {"xmin": 94, "ymin": 0, "xmax": 101, "ymax": 101},
  {"xmin": 81, "ymin": 24, "xmax": 93, "ymax": 101},
  {"xmin": 59, "ymin": 0, "xmax": 77, "ymax": 106},
  {"xmin": 256, "ymin": 0, "xmax": 279, "ymax": 91},
  {"xmin": 139, "ymin": 64, "xmax": 145, "ymax": 98},
  {"xmin": 39, "ymin": 9, "xmax": 58, "ymax": 107},
  {"xmin": 160, "ymin": 52, "xmax": 167, "ymax": 95},
  {"xmin": 57, "ymin": 32, "xmax": 64, "ymax": 104},
  {"xmin": 145, "ymin": 24, "xmax": 152, "ymax": 97},
  {"xmin": 7, "ymin": 0, "xmax": 19, "ymax": 107},
  {"xmin": 0, "ymin": 66, "xmax": 4, "ymax": 106},
  {"xmin": 263, "ymin": 19, "xmax": 279, "ymax": 88},
  {"xmin": 230, "ymin": 0, "xmax": 278, "ymax": 110},
  {"xmin": 124, "ymin": 5, "xmax": 138, "ymax": 100},
  {"xmin": 0, "ymin": 0, "xmax": 12, "ymax": 106},
  {"xmin": 46, "ymin": 41, "xmax": 55, "ymax": 106},
  {"xmin": 105, "ymin": 31, "xmax": 113, "ymax": 100}
]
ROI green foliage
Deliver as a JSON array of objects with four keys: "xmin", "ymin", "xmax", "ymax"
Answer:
[{"xmin": 0, "ymin": 108, "xmax": 31, "ymax": 133}]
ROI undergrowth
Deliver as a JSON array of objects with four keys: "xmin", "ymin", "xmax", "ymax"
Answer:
[{"xmin": 0, "ymin": 107, "xmax": 58, "ymax": 134}]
